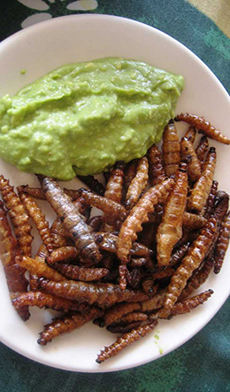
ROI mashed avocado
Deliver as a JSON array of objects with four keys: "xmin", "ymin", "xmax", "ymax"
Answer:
[{"xmin": 0, "ymin": 58, "xmax": 184, "ymax": 180}]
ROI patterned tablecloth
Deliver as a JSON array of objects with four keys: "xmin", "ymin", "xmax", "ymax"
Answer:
[{"xmin": 0, "ymin": 1, "xmax": 229, "ymax": 391}]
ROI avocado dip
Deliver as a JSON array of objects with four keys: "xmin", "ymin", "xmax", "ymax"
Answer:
[{"xmin": 0, "ymin": 58, "xmax": 184, "ymax": 180}]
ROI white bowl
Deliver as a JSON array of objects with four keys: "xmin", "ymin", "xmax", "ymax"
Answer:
[{"xmin": 0, "ymin": 14, "xmax": 229, "ymax": 373}]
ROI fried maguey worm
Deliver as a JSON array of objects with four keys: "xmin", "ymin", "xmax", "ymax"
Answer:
[
  {"xmin": 180, "ymin": 137, "xmax": 201, "ymax": 182},
  {"xmin": 162, "ymin": 119, "xmax": 181, "ymax": 177},
  {"xmin": 0, "ymin": 201, "xmax": 29, "ymax": 321},
  {"xmin": 150, "ymin": 289, "xmax": 213, "ymax": 320},
  {"xmin": 195, "ymin": 136, "xmax": 209, "ymax": 168},
  {"xmin": 164, "ymin": 215, "xmax": 218, "ymax": 309},
  {"xmin": 156, "ymin": 163, "xmax": 188, "ymax": 266},
  {"xmin": 125, "ymin": 156, "xmax": 149, "ymax": 210},
  {"xmin": 104, "ymin": 162, "xmax": 125, "ymax": 204},
  {"xmin": 12, "ymin": 291, "xmax": 90, "ymax": 313},
  {"xmin": 38, "ymin": 307, "xmax": 103, "ymax": 346},
  {"xmin": 147, "ymin": 144, "xmax": 166, "ymax": 186},
  {"xmin": 213, "ymin": 211, "xmax": 230, "ymax": 274},
  {"xmin": 37, "ymin": 278, "xmax": 150, "ymax": 307},
  {"xmin": 175, "ymin": 113, "xmax": 230, "ymax": 145},
  {"xmin": 77, "ymin": 175, "xmax": 105, "ymax": 196},
  {"xmin": 187, "ymin": 147, "xmax": 216, "ymax": 212},
  {"xmin": 53, "ymin": 263, "xmax": 109, "ymax": 282},
  {"xmin": 0, "ymin": 175, "xmax": 33, "ymax": 256},
  {"xmin": 116, "ymin": 177, "xmax": 174, "ymax": 265},
  {"xmin": 184, "ymin": 126, "xmax": 196, "ymax": 144},
  {"xmin": 16, "ymin": 255, "xmax": 66, "ymax": 282},
  {"xmin": 46, "ymin": 246, "xmax": 79, "ymax": 264},
  {"xmin": 40, "ymin": 177, "xmax": 102, "ymax": 263},
  {"xmin": 94, "ymin": 232, "xmax": 154, "ymax": 258},
  {"xmin": 79, "ymin": 188, "xmax": 127, "ymax": 227},
  {"xmin": 18, "ymin": 191, "xmax": 54, "ymax": 254},
  {"xmin": 96, "ymin": 321, "xmax": 158, "ymax": 363}
]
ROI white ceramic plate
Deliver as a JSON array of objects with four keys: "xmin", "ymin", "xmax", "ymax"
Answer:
[{"xmin": 0, "ymin": 14, "xmax": 229, "ymax": 373}]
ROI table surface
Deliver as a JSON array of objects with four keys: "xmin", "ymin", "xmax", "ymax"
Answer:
[{"xmin": 0, "ymin": 1, "xmax": 229, "ymax": 391}]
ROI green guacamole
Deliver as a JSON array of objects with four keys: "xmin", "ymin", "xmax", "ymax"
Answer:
[{"xmin": 0, "ymin": 58, "xmax": 184, "ymax": 180}]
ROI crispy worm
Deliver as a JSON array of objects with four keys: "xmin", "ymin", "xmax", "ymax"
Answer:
[
  {"xmin": 123, "ymin": 159, "xmax": 138, "ymax": 194},
  {"xmin": 169, "ymin": 242, "xmax": 190, "ymax": 267},
  {"xmin": 12, "ymin": 291, "xmax": 90, "ymax": 313},
  {"xmin": 96, "ymin": 302, "xmax": 142, "ymax": 327},
  {"xmin": 0, "ymin": 201, "xmax": 29, "ymax": 321},
  {"xmin": 157, "ymin": 163, "xmax": 188, "ymax": 266},
  {"xmin": 53, "ymin": 263, "xmax": 109, "ymax": 282},
  {"xmin": 19, "ymin": 191, "xmax": 53, "ymax": 254},
  {"xmin": 140, "ymin": 288, "xmax": 167, "ymax": 312},
  {"xmin": 187, "ymin": 147, "xmax": 216, "ymax": 212},
  {"xmin": 151, "ymin": 289, "xmax": 213, "ymax": 320},
  {"xmin": 94, "ymin": 232, "xmax": 153, "ymax": 258},
  {"xmin": 213, "ymin": 211, "xmax": 230, "ymax": 274},
  {"xmin": 46, "ymin": 246, "xmax": 79, "ymax": 264},
  {"xmin": 79, "ymin": 188, "xmax": 127, "ymax": 227},
  {"xmin": 38, "ymin": 306, "xmax": 103, "ymax": 346},
  {"xmin": 162, "ymin": 119, "xmax": 180, "ymax": 177},
  {"xmin": 184, "ymin": 126, "xmax": 196, "ymax": 144},
  {"xmin": 175, "ymin": 113, "xmax": 230, "ymax": 145},
  {"xmin": 50, "ymin": 217, "xmax": 69, "ymax": 248},
  {"xmin": 109, "ymin": 312, "xmax": 148, "ymax": 327},
  {"xmin": 182, "ymin": 212, "xmax": 207, "ymax": 229},
  {"xmin": 41, "ymin": 177, "xmax": 101, "ymax": 263},
  {"xmin": 77, "ymin": 175, "xmax": 105, "ymax": 196},
  {"xmin": 0, "ymin": 175, "xmax": 33, "ymax": 256},
  {"xmin": 37, "ymin": 278, "xmax": 150, "ymax": 308},
  {"xmin": 104, "ymin": 162, "xmax": 124, "ymax": 204},
  {"xmin": 164, "ymin": 216, "xmax": 218, "ymax": 309},
  {"xmin": 16, "ymin": 255, "xmax": 66, "ymax": 282},
  {"xmin": 107, "ymin": 321, "xmax": 142, "ymax": 334},
  {"xmin": 179, "ymin": 258, "xmax": 214, "ymax": 301},
  {"xmin": 125, "ymin": 156, "xmax": 149, "ymax": 210},
  {"xmin": 147, "ymin": 144, "xmax": 166, "ymax": 186},
  {"xmin": 195, "ymin": 136, "xmax": 209, "ymax": 167},
  {"xmin": 180, "ymin": 137, "xmax": 201, "ymax": 182},
  {"xmin": 203, "ymin": 180, "xmax": 218, "ymax": 219},
  {"xmin": 117, "ymin": 177, "xmax": 174, "ymax": 265},
  {"xmin": 96, "ymin": 321, "xmax": 158, "ymax": 364}
]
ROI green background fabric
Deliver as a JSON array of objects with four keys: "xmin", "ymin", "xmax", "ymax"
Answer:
[{"xmin": 0, "ymin": 1, "xmax": 229, "ymax": 391}]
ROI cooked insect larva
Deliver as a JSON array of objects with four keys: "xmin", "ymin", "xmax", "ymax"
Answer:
[
  {"xmin": 150, "ymin": 289, "xmax": 213, "ymax": 320},
  {"xmin": 19, "ymin": 191, "xmax": 53, "ymax": 254},
  {"xmin": 41, "ymin": 177, "xmax": 102, "ymax": 263},
  {"xmin": 195, "ymin": 136, "xmax": 209, "ymax": 167},
  {"xmin": 96, "ymin": 321, "xmax": 158, "ymax": 363},
  {"xmin": 213, "ymin": 211, "xmax": 230, "ymax": 274},
  {"xmin": 38, "ymin": 307, "xmax": 103, "ymax": 346},
  {"xmin": 104, "ymin": 161, "xmax": 125, "ymax": 204},
  {"xmin": 180, "ymin": 136, "xmax": 201, "ymax": 182},
  {"xmin": 17, "ymin": 185, "xmax": 46, "ymax": 200},
  {"xmin": 97, "ymin": 302, "xmax": 142, "ymax": 328},
  {"xmin": 157, "ymin": 163, "xmax": 188, "ymax": 266},
  {"xmin": 46, "ymin": 246, "xmax": 79, "ymax": 264},
  {"xmin": 123, "ymin": 159, "xmax": 138, "ymax": 193},
  {"xmin": 164, "ymin": 216, "xmax": 217, "ymax": 309},
  {"xmin": 162, "ymin": 119, "xmax": 181, "ymax": 176},
  {"xmin": 179, "ymin": 258, "xmax": 214, "ymax": 301},
  {"xmin": 77, "ymin": 175, "xmax": 105, "ymax": 196},
  {"xmin": 125, "ymin": 156, "xmax": 149, "ymax": 210},
  {"xmin": 0, "ymin": 201, "xmax": 29, "ymax": 321},
  {"xmin": 37, "ymin": 278, "xmax": 149, "ymax": 308},
  {"xmin": 79, "ymin": 188, "xmax": 127, "ymax": 227},
  {"xmin": 12, "ymin": 291, "xmax": 90, "ymax": 313},
  {"xmin": 117, "ymin": 177, "xmax": 174, "ymax": 265},
  {"xmin": 184, "ymin": 126, "xmax": 196, "ymax": 144},
  {"xmin": 107, "ymin": 321, "xmax": 142, "ymax": 334},
  {"xmin": 94, "ymin": 232, "xmax": 153, "ymax": 257},
  {"xmin": 175, "ymin": 113, "xmax": 230, "ymax": 145},
  {"xmin": 15, "ymin": 255, "xmax": 66, "ymax": 282},
  {"xmin": 53, "ymin": 263, "xmax": 109, "ymax": 281},
  {"xmin": 0, "ymin": 175, "xmax": 33, "ymax": 256},
  {"xmin": 182, "ymin": 212, "xmax": 207, "ymax": 229},
  {"xmin": 203, "ymin": 180, "xmax": 218, "ymax": 219},
  {"xmin": 187, "ymin": 147, "xmax": 216, "ymax": 212},
  {"xmin": 147, "ymin": 144, "xmax": 166, "ymax": 186}
]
